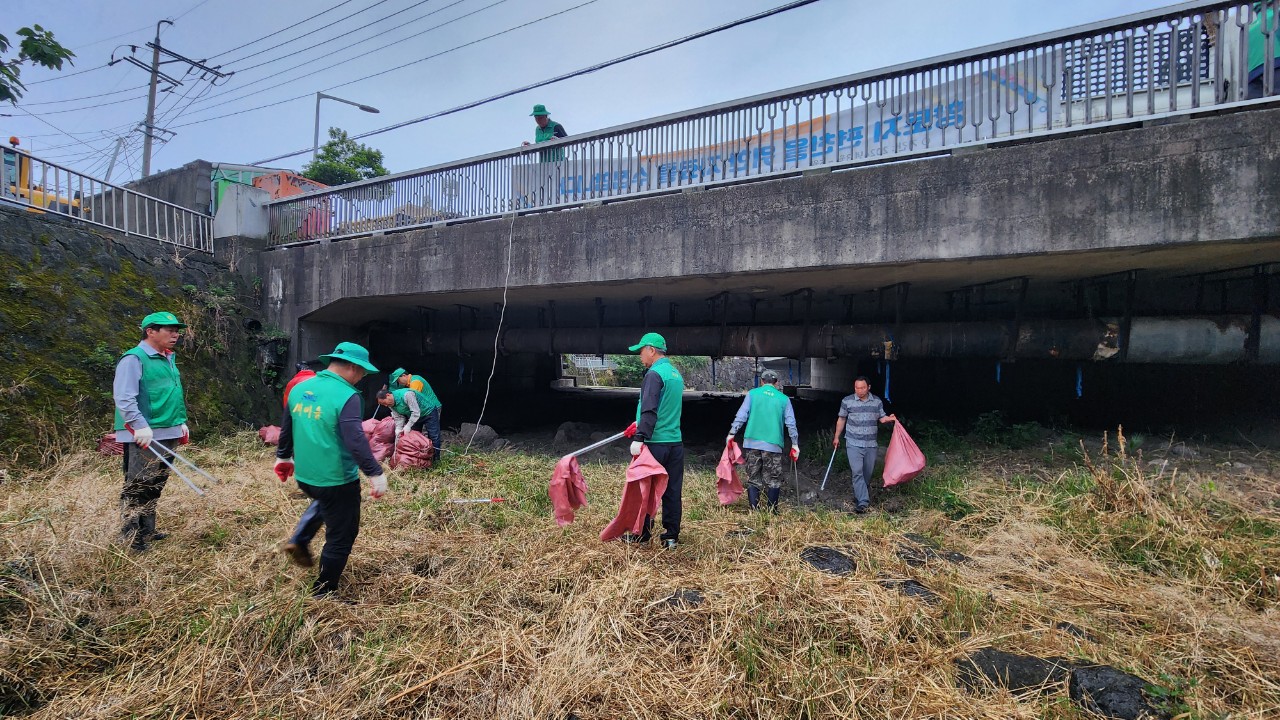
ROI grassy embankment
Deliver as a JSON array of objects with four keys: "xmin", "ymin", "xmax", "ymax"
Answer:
[{"xmin": 1, "ymin": 426, "xmax": 1277, "ymax": 718}]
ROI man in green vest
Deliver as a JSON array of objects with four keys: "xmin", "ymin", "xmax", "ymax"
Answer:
[
  {"xmin": 626, "ymin": 332, "xmax": 685, "ymax": 549},
  {"xmin": 112, "ymin": 311, "xmax": 190, "ymax": 553},
  {"xmin": 387, "ymin": 368, "xmax": 443, "ymax": 463},
  {"xmin": 274, "ymin": 342, "xmax": 388, "ymax": 598},
  {"xmin": 521, "ymin": 103, "xmax": 568, "ymax": 162},
  {"xmin": 727, "ymin": 369, "xmax": 800, "ymax": 513}
]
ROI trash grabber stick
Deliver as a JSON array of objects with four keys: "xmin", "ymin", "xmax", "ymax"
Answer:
[
  {"xmin": 793, "ymin": 459, "xmax": 800, "ymax": 499},
  {"xmin": 146, "ymin": 444, "xmax": 205, "ymax": 497},
  {"xmin": 569, "ymin": 431, "xmax": 627, "ymax": 458},
  {"xmin": 446, "ymin": 497, "xmax": 506, "ymax": 504},
  {"xmin": 151, "ymin": 441, "xmax": 221, "ymax": 485},
  {"xmin": 819, "ymin": 447, "xmax": 838, "ymax": 492}
]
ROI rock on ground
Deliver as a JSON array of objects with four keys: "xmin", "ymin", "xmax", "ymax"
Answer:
[
  {"xmin": 458, "ymin": 423, "xmax": 499, "ymax": 446},
  {"xmin": 1069, "ymin": 665, "xmax": 1168, "ymax": 720}
]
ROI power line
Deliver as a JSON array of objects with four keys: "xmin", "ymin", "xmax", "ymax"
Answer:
[
  {"xmin": 222, "ymin": 0, "xmax": 453, "ymax": 78},
  {"xmin": 182, "ymin": 0, "xmax": 505, "ymax": 116},
  {"xmin": 12, "ymin": 105, "xmax": 117, "ymax": 157},
  {"xmin": 20, "ymin": 84, "xmax": 149, "ymax": 106},
  {"xmin": 220, "ymin": 0, "xmax": 399, "ymax": 67},
  {"xmin": 24, "ymin": 64, "xmax": 109, "ymax": 86},
  {"xmin": 252, "ymin": 0, "xmax": 824, "ymax": 164},
  {"xmin": 22, "ymin": 93, "xmax": 150, "ymax": 116},
  {"xmin": 207, "ymin": 0, "xmax": 363, "ymax": 60}
]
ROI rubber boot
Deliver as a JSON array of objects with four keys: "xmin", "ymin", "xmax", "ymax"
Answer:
[
  {"xmin": 312, "ymin": 558, "xmax": 347, "ymax": 597},
  {"xmin": 140, "ymin": 511, "xmax": 168, "ymax": 542},
  {"xmin": 766, "ymin": 488, "xmax": 781, "ymax": 515},
  {"xmin": 432, "ymin": 446, "xmax": 441, "ymax": 466},
  {"xmin": 747, "ymin": 486, "xmax": 760, "ymax": 511}
]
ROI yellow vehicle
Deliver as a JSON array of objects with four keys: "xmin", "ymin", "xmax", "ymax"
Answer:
[{"xmin": 2, "ymin": 140, "xmax": 83, "ymax": 214}]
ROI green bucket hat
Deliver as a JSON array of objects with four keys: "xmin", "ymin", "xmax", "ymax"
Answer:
[
  {"xmin": 139, "ymin": 311, "xmax": 186, "ymax": 329},
  {"xmin": 529, "ymin": 103, "xmax": 549, "ymax": 116},
  {"xmin": 317, "ymin": 342, "xmax": 378, "ymax": 373},
  {"xmin": 628, "ymin": 332, "xmax": 667, "ymax": 353},
  {"xmin": 389, "ymin": 367, "xmax": 407, "ymax": 386}
]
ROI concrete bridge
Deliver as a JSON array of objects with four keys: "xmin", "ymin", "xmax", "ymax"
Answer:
[{"xmin": 247, "ymin": 2, "xmax": 1280, "ymax": 407}]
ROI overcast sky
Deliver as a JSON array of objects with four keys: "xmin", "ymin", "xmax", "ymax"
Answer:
[{"xmin": 7, "ymin": 0, "xmax": 1174, "ymax": 181}]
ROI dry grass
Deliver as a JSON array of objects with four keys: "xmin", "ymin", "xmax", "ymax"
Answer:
[{"xmin": 1, "ymin": 430, "xmax": 1278, "ymax": 719}]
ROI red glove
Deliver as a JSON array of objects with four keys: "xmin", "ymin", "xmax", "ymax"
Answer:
[
  {"xmin": 273, "ymin": 458, "xmax": 294, "ymax": 483},
  {"xmin": 789, "ymin": 446, "xmax": 800, "ymax": 462},
  {"xmin": 179, "ymin": 423, "xmax": 190, "ymax": 446},
  {"xmin": 623, "ymin": 421, "xmax": 637, "ymax": 439}
]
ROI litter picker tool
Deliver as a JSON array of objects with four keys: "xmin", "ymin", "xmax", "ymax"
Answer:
[
  {"xmin": 819, "ymin": 446, "xmax": 838, "ymax": 492},
  {"xmin": 151, "ymin": 440, "xmax": 221, "ymax": 486},
  {"xmin": 446, "ymin": 497, "xmax": 506, "ymax": 504},
  {"xmin": 793, "ymin": 458, "xmax": 800, "ymax": 499},
  {"xmin": 146, "ymin": 444, "xmax": 205, "ymax": 497},
  {"xmin": 568, "ymin": 431, "xmax": 626, "ymax": 459}
]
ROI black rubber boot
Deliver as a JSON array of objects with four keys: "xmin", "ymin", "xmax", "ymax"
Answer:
[
  {"xmin": 766, "ymin": 488, "xmax": 781, "ymax": 514},
  {"xmin": 747, "ymin": 486, "xmax": 760, "ymax": 510},
  {"xmin": 140, "ymin": 512, "xmax": 168, "ymax": 542},
  {"xmin": 312, "ymin": 558, "xmax": 347, "ymax": 597}
]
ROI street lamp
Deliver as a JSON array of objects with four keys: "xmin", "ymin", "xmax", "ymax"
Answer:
[{"xmin": 313, "ymin": 92, "xmax": 380, "ymax": 161}]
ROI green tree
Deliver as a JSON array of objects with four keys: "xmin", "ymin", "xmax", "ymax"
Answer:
[
  {"xmin": 301, "ymin": 127, "xmax": 389, "ymax": 186},
  {"xmin": 1, "ymin": 25, "xmax": 75, "ymax": 104}
]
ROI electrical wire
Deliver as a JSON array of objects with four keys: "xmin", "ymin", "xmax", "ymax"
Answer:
[
  {"xmin": 465, "ymin": 210, "xmax": 518, "ymax": 455},
  {"xmin": 207, "ymin": 0, "xmax": 364, "ymax": 60},
  {"xmin": 11, "ymin": 105, "xmax": 118, "ymax": 157},
  {"xmin": 219, "ymin": 0, "xmax": 399, "ymax": 67},
  {"xmin": 20, "ymin": 84, "xmax": 149, "ymax": 106},
  {"xmin": 21, "ymin": 93, "xmax": 150, "ymax": 116},
  {"xmin": 180, "ymin": 0, "xmax": 511, "ymax": 117},
  {"xmin": 252, "ymin": 0, "xmax": 823, "ymax": 163}
]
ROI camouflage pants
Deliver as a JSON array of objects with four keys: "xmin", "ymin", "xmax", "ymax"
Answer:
[
  {"xmin": 120, "ymin": 444, "xmax": 169, "ymax": 544},
  {"xmin": 744, "ymin": 448, "xmax": 784, "ymax": 490}
]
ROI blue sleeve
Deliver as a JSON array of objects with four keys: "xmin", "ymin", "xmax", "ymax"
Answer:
[
  {"xmin": 339, "ymin": 395, "xmax": 383, "ymax": 477},
  {"xmin": 784, "ymin": 399, "xmax": 799, "ymax": 444},
  {"xmin": 729, "ymin": 394, "xmax": 751, "ymax": 433},
  {"xmin": 113, "ymin": 354, "xmax": 146, "ymax": 428}
]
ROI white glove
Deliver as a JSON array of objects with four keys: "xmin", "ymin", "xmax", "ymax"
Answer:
[
  {"xmin": 395, "ymin": 425, "xmax": 407, "ymax": 438},
  {"xmin": 725, "ymin": 433, "xmax": 736, "ymax": 445},
  {"xmin": 629, "ymin": 441, "xmax": 643, "ymax": 457},
  {"xmin": 132, "ymin": 426, "xmax": 154, "ymax": 448},
  {"xmin": 369, "ymin": 474, "xmax": 388, "ymax": 498},
  {"xmin": 179, "ymin": 423, "xmax": 190, "ymax": 445}
]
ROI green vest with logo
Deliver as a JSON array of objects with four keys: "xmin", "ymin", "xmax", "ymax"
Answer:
[
  {"xmin": 289, "ymin": 370, "xmax": 361, "ymax": 487},
  {"xmin": 112, "ymin": 345, "xmax": 187, "ymax": 431},
  {"xmin": 391, "ymin": 387, "xmax": 433, "ymax": 418},
  {"xmin": 744, "ymin": 384, "xmax": 789, "ymax": 447},
  {"xmin": 635, "ymin": 357, "xmax": 684, "ymax": 443}
]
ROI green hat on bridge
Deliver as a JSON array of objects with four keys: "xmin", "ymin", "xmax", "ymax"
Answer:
[
  {"xmin": 389, "ymin": 367, "xmax": 407, "ymax": 386},
  {"xmin": 529, "ymin": 104, "xmax": 550, "ymax": 117},
  {"xmin": 139, "ymin": 311, "xmax": 186, "ymax": 329},
  {"xmin": 317, "ymin": 342, "xmax": 378, "ymax": 373},
  {"xmin": 628, "ymin": 332, "xmax": 667, "ymax": 353}
]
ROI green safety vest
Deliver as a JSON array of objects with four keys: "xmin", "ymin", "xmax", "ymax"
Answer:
[
  {"xmin": 635, "ymin": 357, "xmax": 684, "ymax": 443},
  {"xmin": 1249, "ymin": 5, "xmax": 1280, "ymax": 75},
  {"xmin": 289, "ymin": 370, "xmax": 361, "ymax": 487},
  {"xmin": 391, "ymin": 387, "xmax": 436, "ymax": 418},
  {"xmin": 113, "ymin": 346, "xmax": 187, "ymax": 431},
  {"xmin": 743, "ymin": 384, "xmax": 789, "ymax": 447},
  {"xmin": 406, "ymin": 375, "xmax": 441, "ymax": 413}
]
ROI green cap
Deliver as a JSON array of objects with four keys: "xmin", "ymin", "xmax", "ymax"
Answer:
[
  {"xmin": 139, "ymin": 311, "xmax": 186, "ymax": 329},
  {"xmin": 529, "ymin": 104, "xmax": 549, "ymax": 116},
  {"xmin": 317, "ymin": 342, "xmax": 378, "ymax": 373},
  {"xmin": 628, "ymin": 332, "xmax": 667, "ymax": 353},
  {"xmin": 389, "ymin": 367, "xmax": 407, "ymax": 386}
]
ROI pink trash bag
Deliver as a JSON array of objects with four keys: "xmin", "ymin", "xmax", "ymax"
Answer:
[
  {"xmin": 715, "ymin": 439, "xmax": 745, "ymax": 505},
  {"xmin": 258, "ymin": 425, "xmax": 281, "ymax": 445},
  {"xmin": 882, "ymin": 422, "xmax": 926, "ymax": 488},
  {"xmin": 363, "ymin": 417, "xmax": 396, "ymax": 462},
  {"xmin": 389, "ymin": 430, "xmax": 434, "ymax": 470},
  {"xmin": 548, "ymin": 454, "xmax": 588, "ymax": 526},
  {"xmin": 600, "ymin": 447, "xmax": 669, "ymax": 542}
]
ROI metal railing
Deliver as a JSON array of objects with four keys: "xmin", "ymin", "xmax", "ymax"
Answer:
[
  {"xmin": 1, "ymin": 148, "xmax": 213, "ymax": 252},
  {"xmin": 267, "ymin": 0, "xmax": 1279, "ymax": 247}
]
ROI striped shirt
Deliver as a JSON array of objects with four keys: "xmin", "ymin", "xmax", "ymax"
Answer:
[{"xmin": 838, "ymin": 393, "xmax": 886, "ymax": 448}]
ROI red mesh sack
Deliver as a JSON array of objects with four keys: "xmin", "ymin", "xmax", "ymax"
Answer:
[
  {"xmin": 389, "ymin": 430, "xmax": 434, "ymax": 470},
  {"xmin": 97, "ymin": 433, "xmax": 124, "ymax": 456}
]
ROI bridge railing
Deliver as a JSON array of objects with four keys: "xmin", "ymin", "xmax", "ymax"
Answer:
[
  {"xmin": 1, "ymin": 147, "xmax": 213, "ymax": 252},
  {"xmin": 267, "ymin": 0, "xmax": 1278, "ymax": 247}
]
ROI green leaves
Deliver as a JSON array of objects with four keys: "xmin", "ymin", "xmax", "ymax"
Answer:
[
  {"xmin": 300, "ymin": 128, "xmax": 389, "ymax": 186},
  {"xmin": 1, "ymin": 25, "xmax": 75, "ymax": 104}
]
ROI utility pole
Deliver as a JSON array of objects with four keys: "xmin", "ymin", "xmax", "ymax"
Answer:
[
  {"xmin": 141, "ymin": 20, "xmax": 171, "ymax": 179},
  {"xmin": 104, "ymin": 136, "xmax": 126, "ymax": 182},
  {"xmin": 111, "ymin": 20, "xmax": 232, "ymax": 178}
]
